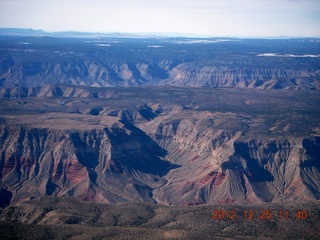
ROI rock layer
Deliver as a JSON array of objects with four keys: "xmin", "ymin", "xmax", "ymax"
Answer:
[
  {"xmin": 0, "ymin": 86, "xmax": 319, "ymax": 206},
  {"xmin": 0, "ymin": 125, "xmax": 319, "ymax": 206},
  {"xmin": 1, "ymin": 37, "xmax": 319, "ymax": 89}
]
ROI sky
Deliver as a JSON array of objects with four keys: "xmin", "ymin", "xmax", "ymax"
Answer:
[{"xmin": 1, "ymin": 0, "xmax": 320, "ymax": 37}]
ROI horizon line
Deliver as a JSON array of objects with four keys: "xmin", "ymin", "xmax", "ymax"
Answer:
[{"xmin": 1, "ymin": 27, "xmax": 320, "ymax": 39}]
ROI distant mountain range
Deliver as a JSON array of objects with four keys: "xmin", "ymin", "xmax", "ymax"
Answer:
[
  {"xmin": 0, "ymin": 28, "xmax": 214, "ymax": 39},
  {"xmin": 2, "ymin": 28, "xmax": 320, "ymax": 39},
  {"xmin": 0, "ymin": 28, "xmax": 146, "ymax": 38}
]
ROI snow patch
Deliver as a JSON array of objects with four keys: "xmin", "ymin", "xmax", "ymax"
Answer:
[
  {"xmin": 97, "ymin": 44, "xmax": 111, "ymax": 47},
  {"xmin": 257, "ymin": 53, "xmax": 320, "ymax": 58}
]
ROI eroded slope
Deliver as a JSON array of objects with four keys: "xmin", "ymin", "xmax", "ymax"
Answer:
[
  {"xmin": 1, "ymin": 37, "xmax": 319, "ymax": 89},
  {"xmin": 0, "ymin": 86, "xmax": 319, "ymax": 206}
]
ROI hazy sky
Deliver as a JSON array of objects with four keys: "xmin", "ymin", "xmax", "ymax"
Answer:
[{"xmin": 1, "ymin": 0, "xmax": 320, "ymax": 37}]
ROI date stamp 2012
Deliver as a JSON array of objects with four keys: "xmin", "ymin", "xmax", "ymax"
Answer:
[{"xmin": 211, "ymin": 209, "xmax": 309, "ymax": 220}]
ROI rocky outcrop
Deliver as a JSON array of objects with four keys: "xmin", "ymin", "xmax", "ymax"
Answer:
[
  {"xmin": 1, "ymin": 59, "xmax": 319, "ymax": 89},
  {"xmin": 145, "ymin": 117, "xmax": 320, "ymax": 205},
  {"xmin": 0, "ymin": 86, "xmax": 319, "ymax": 206},
  {"xmin": 0, "ymin": 125, "xmax": 177, "ymax": 205},
  {"xmin": 1, "ymin": 37, "xmax": 319, "ymax": 89},
  {"xmin": 1, "ymin": 124, "xmax": 319, "ymax": 206},
  {"xmin": 166, "ymin": 66, "xmax": 319, "ymax": 89}
]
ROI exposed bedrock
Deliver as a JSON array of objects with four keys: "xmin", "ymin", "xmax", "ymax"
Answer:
[
  {"xmin": 1, "ymin": 58, "xmax": 319, "ymax": 89},
  {"xmin": 0, "ymin": 125, "xmax": 176, "ymax": 205},
  {"xmin": 0, "ymin": 123, "xmax": 319, "ymax": 206}
]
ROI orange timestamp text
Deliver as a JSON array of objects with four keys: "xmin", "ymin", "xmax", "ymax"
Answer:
[{"xmin": 211, "ymin": 209, "xmax": 308, "ymax": 220}]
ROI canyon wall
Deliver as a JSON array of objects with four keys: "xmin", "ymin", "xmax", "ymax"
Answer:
[{"xmin": 1, "ymin": 119, "xmax": 319, "ymax": 206}]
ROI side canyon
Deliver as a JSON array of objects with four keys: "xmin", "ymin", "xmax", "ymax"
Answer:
[{"xmin": 0, "ymin": 86, "xmax": 319, "ymax": 207}]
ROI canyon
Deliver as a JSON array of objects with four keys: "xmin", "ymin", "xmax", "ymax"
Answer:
[
  {"xmin": 0, "ymin": 86, "xmax": 319, "ymax": 207},
  {"xmin": 0, "ymin": 34, "xmax": 319, "ymax": 238},
  {"xmin": 1, "ymin": 36, "xmax": 319, "ymax": 89}
]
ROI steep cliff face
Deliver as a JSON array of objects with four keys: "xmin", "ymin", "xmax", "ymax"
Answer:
[
  {"xmin": 0, "ymin": 60, "xmax": 170, "ymax": 88},
  {"xmin": 143, "ymin": 117, "xmax": 320, "ymax": 205},
  {"xmin": 0, "ymin": 125, "xmax": 176, "ymax": 206},
  {"xmin": 0, "ymin": 86, "xmax": 319, "ymax": 206},
  {"xmin": 166, "ymin": 66, "xmax": 319, "ymax": 89},
  {"xmin": 1, "ymin": 37, "xmax": 319, "ymax": 89},
  {"xmin": 1, "ymin": 59, "xmax": 319, "ymax": 89},
  {"xmin": 220, "ymin": 139, "xmax": 320, "ymax": 203},
  {"xmin": 1, "ymin": 124, "xmax": 319, "ymax": 206}
]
